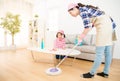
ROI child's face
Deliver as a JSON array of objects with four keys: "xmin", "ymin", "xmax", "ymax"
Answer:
[
  {"xmin": 68, "ymin": 8, "xmax": 79, "ymax": 17},
  {"xmin": 57, "ymin": 33, "xmax": 63, "ymax": 38}
]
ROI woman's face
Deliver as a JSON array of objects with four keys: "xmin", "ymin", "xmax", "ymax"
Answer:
[{"xmin": 68, "ymin": 8, "xmax": 80, "ymax": 17}]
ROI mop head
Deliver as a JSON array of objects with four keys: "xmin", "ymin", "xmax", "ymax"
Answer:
[{"xmin": 45, "ymin": 67, "xmax": 62, "ymax": 76}]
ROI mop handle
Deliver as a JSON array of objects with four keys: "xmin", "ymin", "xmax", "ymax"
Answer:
[{"xmin": 56, "ymin": 43, "xmax": 79, "ymax": 68}]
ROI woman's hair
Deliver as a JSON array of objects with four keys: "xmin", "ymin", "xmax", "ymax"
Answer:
[
  {"xmin": 56, "ymin": 32, "xmax": 66, "ymax": 38},
  {"xmin": 77, "ymin": 3, "xmax": 98, "ymax": 9}
]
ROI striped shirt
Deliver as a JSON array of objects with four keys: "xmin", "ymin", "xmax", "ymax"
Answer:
[
  {"xmin": 110, "ymin": 17, "xmax": 116, "ymax": 29},
  {"xmin": 79, "ymin": 6, "xmax": 116, "ymax": 29},
  {"xmin": 54, "ymin": 38, "xmax": 65, "ymax": 49}
]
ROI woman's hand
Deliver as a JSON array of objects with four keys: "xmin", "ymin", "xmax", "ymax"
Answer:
[{"xmin": 78, "ymin": 39, "xmax": 82, "ymax": 44}]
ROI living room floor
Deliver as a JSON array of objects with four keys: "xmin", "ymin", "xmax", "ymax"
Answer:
[{"xmin": 0, "ymin": 49, "xmax": 120, "ymax": 81}]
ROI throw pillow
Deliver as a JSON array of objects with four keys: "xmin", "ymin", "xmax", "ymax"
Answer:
[{"xmin": 74, "ymin": 38, "xmax": 83, "ymax": 46}]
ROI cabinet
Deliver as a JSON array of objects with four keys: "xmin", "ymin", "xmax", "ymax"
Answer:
[{"xmin": 29, "ymin": 19, "xmax": 39, "ymax": 47}]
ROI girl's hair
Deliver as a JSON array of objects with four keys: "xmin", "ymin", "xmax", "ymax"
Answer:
[
  {"xmin": 56, "ymin": 32, "xmax": 66, "ymax": 38},
  {"xmin": 77, "ymin": 3, "xmax": 98, "ymax": 9}
]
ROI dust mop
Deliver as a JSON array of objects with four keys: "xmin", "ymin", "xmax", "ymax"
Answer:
[{"xmin": 45, "ymin": 43, "xmax": 79, "ymax": 76}]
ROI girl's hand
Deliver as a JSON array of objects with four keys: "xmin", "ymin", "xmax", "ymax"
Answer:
[
  {"xmin": 62, "ymin": 47, "xmax": 66, "ymax": 50},
  {"xmin": 52, "ymin": 48, "xmax": 57, "ymax": 51}
]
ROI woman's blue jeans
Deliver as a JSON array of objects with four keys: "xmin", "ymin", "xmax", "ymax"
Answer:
[{"xmin": 90, "ymin": 45, "xmax": 112, "ymax": 75}]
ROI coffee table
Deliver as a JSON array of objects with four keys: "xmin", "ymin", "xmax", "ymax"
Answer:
[{"xmin": 27, "ymin": 47, "xmax": 81, "ymax": 65}]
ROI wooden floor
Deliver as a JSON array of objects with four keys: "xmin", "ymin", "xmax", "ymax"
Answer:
[{"xmin": 0, "ymin": 49, "xmax": 120, "ymax": 81}]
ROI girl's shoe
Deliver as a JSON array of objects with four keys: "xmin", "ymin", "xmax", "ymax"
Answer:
[
  {"xmin": 97, "ymin": 72, "xmax": 109, "ymax": 78},
  {"xmin": 80, "ymin": 72, "xmax": 94, "ymax": 78}
]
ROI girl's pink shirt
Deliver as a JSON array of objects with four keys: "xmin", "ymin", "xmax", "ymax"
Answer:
[{"xmin": 54, "ymin": 38, "xmax": 65, "ymax": 49}]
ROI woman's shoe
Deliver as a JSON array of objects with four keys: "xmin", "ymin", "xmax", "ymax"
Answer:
[
  {"xmin": 80, "ymin": 72, "xmax": 94, "ymax": 78},
  {"xmin": 97, "ymin": 72, "xmax": 109, "ymax": 78}
]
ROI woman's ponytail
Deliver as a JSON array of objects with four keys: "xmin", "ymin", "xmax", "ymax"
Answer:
[
  {"xmin": 78, "ymin": 3, "xmax": 85, "ymax": 7},
  {"xmin": 77, "ymin": 3, "xmax": 98, "ymax": 9}
]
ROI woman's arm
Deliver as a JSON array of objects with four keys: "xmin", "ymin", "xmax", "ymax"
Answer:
[
  {"xmin": 82, "ymin": 28, "xmax": 91, "ymax": 35},
  {"xmin": 78, "ymin": 28, "xmax": 92, "ymax": 43}
]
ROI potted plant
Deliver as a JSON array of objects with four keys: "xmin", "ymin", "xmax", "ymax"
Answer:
[{"xmin": 0, "ymin": 12, "xmax": 21, "ymax": 47}]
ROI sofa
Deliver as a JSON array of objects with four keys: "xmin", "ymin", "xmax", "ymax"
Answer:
[{"xmin": 65, "ymin": 34, "xmax": 105, "ymax": 62}]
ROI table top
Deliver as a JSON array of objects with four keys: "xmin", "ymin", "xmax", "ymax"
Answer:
[{"xmin": 27, "ymin": 47, "xmax": 81, "ymax": 56}]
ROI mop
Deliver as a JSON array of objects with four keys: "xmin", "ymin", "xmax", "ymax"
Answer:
[{"xmin": 45, "ymin": 43, "xmax": 79, "ymax": 76}]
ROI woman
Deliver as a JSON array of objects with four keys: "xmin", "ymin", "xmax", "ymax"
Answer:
[{"xmin": 68, "ymin": 3, "xmax": 116, "ymax": 78}]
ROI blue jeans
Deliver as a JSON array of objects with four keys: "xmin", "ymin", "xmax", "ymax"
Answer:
[{"xmin": 90, "ymin": 45, "xmax": 112, "ymax": 75}]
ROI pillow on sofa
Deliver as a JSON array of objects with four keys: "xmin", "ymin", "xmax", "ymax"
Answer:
[{"xmin": 74, "ymin": 38, "xmax": 83, "ymax": 46}]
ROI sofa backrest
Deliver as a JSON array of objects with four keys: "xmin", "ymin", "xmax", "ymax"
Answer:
[
  {"xmin": 65, "ymin": 34, "xmax": 95, "ymax": 45},
  {"xmin": 65, "ymin": 34, "xmax": 77, "ymax": 44},
  {"xmin": 82, "ymin": 35, "xmax": 92, "ymax": 45}
]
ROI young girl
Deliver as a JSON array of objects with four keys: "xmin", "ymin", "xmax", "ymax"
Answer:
[
  {"xmin": 53, "ymin": 30, "xmax": 66, "ymax": 59},
  {"xmin": 68, "ymin": 3, "xmax": 116, "ymax": 78}
]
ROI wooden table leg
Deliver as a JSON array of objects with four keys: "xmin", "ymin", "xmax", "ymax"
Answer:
[
  {"xmin": 31, "ymin": 51, "xmax": 36, "ymax": 61},
  {"xmin": 71, "ymin": 56, "xmax": 77, "ymax": 66}
]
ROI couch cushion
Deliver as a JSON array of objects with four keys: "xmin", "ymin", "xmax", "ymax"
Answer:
[
  {"xmin": 75, "ymin": 45, "xmax": 96, "ymax": 54},
  {"xmin": 74, "ymin": 38, "xmax": 83, "ymax": 46}
]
